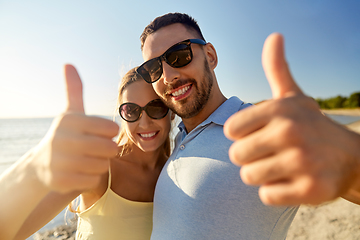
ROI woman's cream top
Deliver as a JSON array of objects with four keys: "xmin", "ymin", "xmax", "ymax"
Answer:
[{"xmin": 76, "ymin": 171, "xmax": 153, "ymax": 240}]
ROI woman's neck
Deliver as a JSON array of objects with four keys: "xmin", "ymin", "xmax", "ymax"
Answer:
[{"xmin": 121, "ymin": 145, "xmax": 168, "ymax": 171}]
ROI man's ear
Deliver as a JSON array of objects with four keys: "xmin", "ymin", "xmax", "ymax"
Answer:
[{"xmin": 204, "ymin": 43, "xmax": 218, "ymax": 70}]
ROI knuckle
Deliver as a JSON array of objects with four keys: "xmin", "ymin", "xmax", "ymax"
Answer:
[
  {"xmin": 91, "ymin": 158, "xmax": 110, "ymax": 173},
  {"xmin": 93, "ymin": 117, "xmax": 120, "ymax": 137},
  {"xmin": 52, "ymin": 133, "xmax": 78, "ymax": 153},
  {"xmin": 269, "ymin": 99, "xmax": 291, "ymax": 115},
  {"xmin": 296, "ymin": 177, "xmax": 329, "ymax": 204},
  {"xmin": 290, "ymin": 148, "xmax": 309, "ymax": 167},
  {"xmin": 280, "ymin": 120, "xmax": 304, "ymax": 145},
  {"xmin": 89, "ymin": 139, "xmax": 118, "ymax": 157},
  {"xmin": 57, "ymin": 112, "xmax": 82, "ymax": 127},
  {"xmin": 299, "ymin": 182, "xmax": 316, "ymax": 197}
]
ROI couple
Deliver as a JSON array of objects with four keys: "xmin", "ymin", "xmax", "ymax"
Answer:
[{"xmin": 2, "ymin": 12, "xmax": 360, "ymax": 240}]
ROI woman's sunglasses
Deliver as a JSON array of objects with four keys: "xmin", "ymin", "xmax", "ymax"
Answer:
[
  {"xmin": 136, "ymin": 39, "xmax": 206, "ymax": 83},
  {"xmin": 119, "ymin": 99, "xmax": 169, "ymax": 122}
]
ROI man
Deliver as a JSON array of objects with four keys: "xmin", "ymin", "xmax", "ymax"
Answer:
[
  {"xmin": 224, "ymin": 33, "xmax": 360, "ymax": 206},
  {"xmin": 136, "ymin": 12, "xmax": 298, "ymax": 239}
]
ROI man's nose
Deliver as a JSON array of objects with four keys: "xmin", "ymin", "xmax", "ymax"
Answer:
[{"xmin": 162, "ymin": 62, "xmax": 180, "ymax": 85}]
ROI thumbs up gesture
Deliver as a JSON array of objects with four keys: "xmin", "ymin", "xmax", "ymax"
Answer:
[
  {"xmin": 224, "ymin": 33, "xmax": 360, "ymax": 206},
  {"xmin": 32, "ymin": 65, "xmax": 119, "ymax": 193}
]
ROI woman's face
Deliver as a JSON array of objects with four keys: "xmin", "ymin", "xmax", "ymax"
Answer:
[{"xmin": 121, "ymin": 80, "xmax": 172, "ymax": 153}]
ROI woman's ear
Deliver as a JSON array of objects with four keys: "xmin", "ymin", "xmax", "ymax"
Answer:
[
  {"xmin": 204, "ymin": 42, "xmax": 218, "ymax": 70},
  {"xmin": 171, "ymin": 111, "xmax": 176, "ymax": 120}
]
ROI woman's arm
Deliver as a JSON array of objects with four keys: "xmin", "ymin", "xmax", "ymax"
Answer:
[
  {"xmin": 13, "ymin": 190, "xmax": 81, "ymax": 240},
  {"xmin": 0, "ymin": 65, "xmax": 119, "ymax": 240},
  {"xmin": 0, "ymin": 150, "xmax": 50, "ymax": 240}
]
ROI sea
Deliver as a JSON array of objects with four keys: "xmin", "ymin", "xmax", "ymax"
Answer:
[{"xmin": 1, "ymin": 114, "xmax": 360, "ymax": 239}]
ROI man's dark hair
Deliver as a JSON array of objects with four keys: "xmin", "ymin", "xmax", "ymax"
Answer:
[{"xmin": 140, "ymin": 12, "xmax": 205, "ymax": 51}]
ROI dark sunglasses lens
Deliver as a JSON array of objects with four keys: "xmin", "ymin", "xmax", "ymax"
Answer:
[
  {"xmin": 146, "ymin": 100, "xmax": 169, "ymax": 119},
  {"xmin": 166, "ymin": 44, "xmax": 192, "ymax": 67},
  {"xmin": 120, "ymin": 103, "xmax": 141, "ymax": 122},
  {"xmin": 138, "ymin": 59, "xmax": 162, "ymax": 83}
]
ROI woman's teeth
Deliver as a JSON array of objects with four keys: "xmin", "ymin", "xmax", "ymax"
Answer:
[{"xmin": 140, "ymin": 132, "xmax": 156, "ymax": 138}]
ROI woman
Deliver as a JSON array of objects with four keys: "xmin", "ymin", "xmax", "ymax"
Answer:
[
  {"xmin": 1, "ymin": 66, "xmax": 173, "ymax": 240},
  {"xmin": 74, "ymin": 67, "xmax": 174, "ymax": 239}
]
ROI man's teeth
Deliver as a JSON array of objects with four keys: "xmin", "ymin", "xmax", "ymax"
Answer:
[
  {"xmin": 172, "ymin": 86, "xmax": 190, "ymax": 97},
  {"xmin": 140, "ymin": 132, "xmax": 156, "ymax": 138}
]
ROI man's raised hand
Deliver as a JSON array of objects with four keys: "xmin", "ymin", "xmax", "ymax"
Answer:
[{"xmin": 224, "ymin": 33, "xmax": 360, "ymax": 206}]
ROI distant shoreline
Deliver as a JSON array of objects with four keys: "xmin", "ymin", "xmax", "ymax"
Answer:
[
  {"xmin": 320, "ymin": 109, "xmax": 360, "ymax": 133},
  {"xmin": 322, "ymin": 108, "xmax": 360, "ymax": 116}
]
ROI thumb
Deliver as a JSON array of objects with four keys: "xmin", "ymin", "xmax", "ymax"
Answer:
[
  {"xmin": 262, "ymin": 33, "xmax": 303, "ymax": 99},
  {"xmin": 64, "ymin": 64, "xmax": 85, "ymax": 113}
]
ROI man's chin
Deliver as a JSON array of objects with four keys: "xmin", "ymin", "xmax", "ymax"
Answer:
[
  {"xmin": 174, "ymin": 107, "xmax": 199, "ymax": 119},
  {"xmin": 165, "ymin": 96, "xmax": 202, "ymax": 119}
]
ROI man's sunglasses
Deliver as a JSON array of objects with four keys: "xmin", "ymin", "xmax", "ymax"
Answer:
[
  {"xmin": 119, "ymin": 99, "xmax": 169, "ymax": 122},
  {"xmin": 137, "ymin": 39, "xmax": 206, "ymax": 83}
]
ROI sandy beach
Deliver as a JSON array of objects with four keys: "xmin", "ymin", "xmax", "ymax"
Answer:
[
  {"xmin": 34, "ymin": 109, "xmax": 360, "ymax": 240},
  {"xmin": 322, "ymin": 109, "xmax": 360, "ymax": 116}
]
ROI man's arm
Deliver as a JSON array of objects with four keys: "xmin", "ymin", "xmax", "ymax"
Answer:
[
  {"xmin": 224, "ymin": 33, "xmax": 360, "ymax": 206},
  {"xmin": 0, "ymin": 65, "xmax": 119, "ymax": 239}
]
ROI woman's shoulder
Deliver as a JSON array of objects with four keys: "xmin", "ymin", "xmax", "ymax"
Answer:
[{"xmin": 80, "ymin": 171, "xmax": 109, "ymax": 211}]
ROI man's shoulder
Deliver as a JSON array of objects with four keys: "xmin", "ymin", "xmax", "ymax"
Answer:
[
  {"xmin": 226, "ymin": 96, "xmax": 253, "ymax": 110},
  {"xmin": 214, "ymin": 96, "xmax": 252, "ymax": 118}
]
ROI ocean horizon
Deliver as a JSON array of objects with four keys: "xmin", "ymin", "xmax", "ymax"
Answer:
[{"xmin": 2, "ymin": 114, "xmax": 360, "ymax": 175}]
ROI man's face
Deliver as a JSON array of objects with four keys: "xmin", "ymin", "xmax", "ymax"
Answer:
[{"xmin": 142, "ymin": 23, "xmax": 214, "ymax": 119}]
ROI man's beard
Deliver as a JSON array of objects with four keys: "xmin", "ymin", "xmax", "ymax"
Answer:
[{"xmin": 163, "ymin": 59, "xmax": 214, "ymax": 119}]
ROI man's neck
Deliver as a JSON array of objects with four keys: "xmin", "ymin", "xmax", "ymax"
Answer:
[{"xmin": 182, "ymin": 93, "xmax": 227, "ymax": 133}]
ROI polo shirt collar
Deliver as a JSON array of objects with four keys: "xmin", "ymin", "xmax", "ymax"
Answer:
[{"xmin": 178, "ymin": 96, "xmax": 246, "ymax": 133}]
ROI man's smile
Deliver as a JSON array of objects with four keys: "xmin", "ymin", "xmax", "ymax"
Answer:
[{"xmin": 167, "ymin": 83, "xmax": 192, "ymax": 100}]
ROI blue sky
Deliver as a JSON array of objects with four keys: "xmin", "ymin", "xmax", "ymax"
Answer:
[{"xmin": 0, "ymin": 0, "xmax": 359, "ymax": 118}]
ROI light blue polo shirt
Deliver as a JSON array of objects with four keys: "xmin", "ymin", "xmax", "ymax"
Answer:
[{"xmin": 151, "ymin": 96, "xmax": 298, "ymax": 240}]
